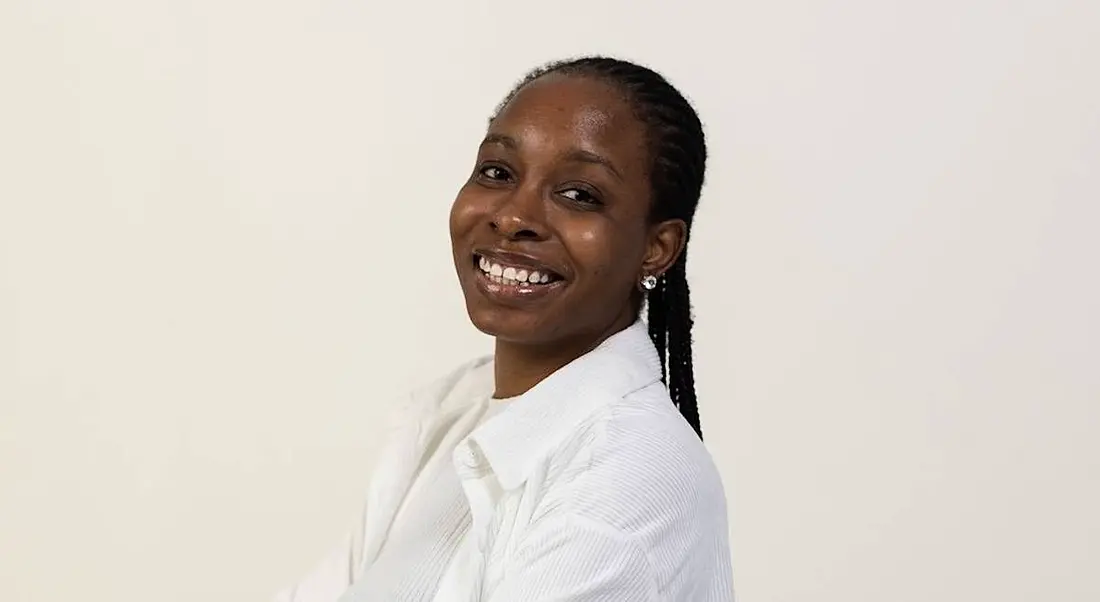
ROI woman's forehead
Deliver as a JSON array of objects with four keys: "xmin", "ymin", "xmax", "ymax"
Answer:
[{"xmin": 488, "ymin": 75, "xmax": 648, "ymax": 167}]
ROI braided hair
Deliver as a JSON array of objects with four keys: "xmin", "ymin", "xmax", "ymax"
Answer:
[{"xmin": 495, "ymin": 57, "xmax": 707, "ymax": 439}]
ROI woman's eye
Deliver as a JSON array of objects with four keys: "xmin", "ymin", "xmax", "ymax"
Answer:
[
  {"xmin": 559, "ymin": 187, "xmax": 602, "ymax": 206},
  {"xmin": 478, "ymin": 165, "xmax": 511, "ymax": 181}
]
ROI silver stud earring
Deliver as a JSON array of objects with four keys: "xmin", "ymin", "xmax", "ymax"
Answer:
[{"xmin": 641, "ymin": 274, "xmax": 658, "ymax": 291}]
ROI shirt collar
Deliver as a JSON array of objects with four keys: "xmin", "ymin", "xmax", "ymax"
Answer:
[{"xmin": 466, "ymin": 320, "xmax": 663, "ymax": 490}]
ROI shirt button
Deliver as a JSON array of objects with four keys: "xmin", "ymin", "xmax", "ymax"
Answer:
[{"xmin": 455, "ymin": 446, "xmax": 479, "ymax": 471}]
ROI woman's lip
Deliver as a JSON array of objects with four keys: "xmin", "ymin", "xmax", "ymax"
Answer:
[
  {"xmin": 472, "ymin": 266, "xmax": 567, "ymax": 304},
  {"xmin": 473, "ymin": 249, "xmax": 565, "ymax": 279}
]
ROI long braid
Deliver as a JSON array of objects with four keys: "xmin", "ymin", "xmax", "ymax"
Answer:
[{"xmin": 500, "ymin": 57, "xmax": 707, "ymax": 439}]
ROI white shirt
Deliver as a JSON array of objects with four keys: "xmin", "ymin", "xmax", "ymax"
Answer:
[
  {"xmin": 275, "ymin": 321, "xmax": 734, "ymax": 602},
  {"xmin": 339, "ymin": 401, "xmax": 507, "ymax": 601}
]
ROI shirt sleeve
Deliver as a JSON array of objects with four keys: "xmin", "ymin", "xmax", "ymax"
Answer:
[
  {"xmin": 272, "ymin": 481, "xmax": 374, "ymax": 602},
  {"xmin": 486, "ymin": 514, "xmax": 658, "ymax": 602},
  {"xmin": 272, "ymin": 529, "xmax": 360, "ymax": 602},
  {"xmin": 272, "ymin": 384, "xmax": 426, "ymax": 601}
]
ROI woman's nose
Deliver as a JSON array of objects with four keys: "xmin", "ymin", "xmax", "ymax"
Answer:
[{"xmin": 490, "ymin": 190, "xmax": 548, "ymax": 241}]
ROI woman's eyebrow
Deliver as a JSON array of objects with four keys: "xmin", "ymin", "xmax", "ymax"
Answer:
[
  {"xmin": 480, "ymin": 133, "xmax": 623, "ymax": 181},
  {"xmin": 564, "ymin": 148, "xmax": 623, "ymax": 181},
  {"xmin": 480, "ymin": 133, "xmax": 518, "ymax": 150}
]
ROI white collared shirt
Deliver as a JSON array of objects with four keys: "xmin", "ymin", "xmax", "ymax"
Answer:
[{"xmin": 275, "ymin": 321, "xmax": 734, "ymax": 601}]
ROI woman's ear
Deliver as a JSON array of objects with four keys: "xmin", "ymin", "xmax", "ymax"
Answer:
[{"xmin": 641, "ymin": 218, "xmax": 687, "ymax": 278}]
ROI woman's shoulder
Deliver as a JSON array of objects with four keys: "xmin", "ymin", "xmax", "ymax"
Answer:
[
  {"xmin": 532, "ymin": 383, "xmax": 729, "ymax": 581},
  {"xmin": 607, "ymin": 383, "xmax": 723, "ymax": 495},
  {"xmin": 548, "ymin": 382, "xmax": 727, "ymax": 521}
]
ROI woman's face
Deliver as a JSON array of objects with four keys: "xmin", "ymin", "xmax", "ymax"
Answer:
[{"xmin": 450, "ymin": 74, "xmax": 683, "ymax": 347}]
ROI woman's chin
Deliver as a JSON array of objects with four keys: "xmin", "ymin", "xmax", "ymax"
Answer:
[{"xmin": 465, "ymin": 306, "xmax": 553, "ymax": 345}]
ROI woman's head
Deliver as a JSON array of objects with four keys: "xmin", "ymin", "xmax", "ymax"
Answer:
[{"xmin": 449, "ymin": 57, "xmax": 705, "ymax": 436}]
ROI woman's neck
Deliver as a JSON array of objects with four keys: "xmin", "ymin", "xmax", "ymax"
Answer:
[{"xmin": 492, "ymin": 314, "xmax": 635, "ymax": 399}]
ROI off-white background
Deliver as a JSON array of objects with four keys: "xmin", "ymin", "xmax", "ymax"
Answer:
[{"xmin": 1, "ymin": 1, "xmax": 1097, "ymax": 600}]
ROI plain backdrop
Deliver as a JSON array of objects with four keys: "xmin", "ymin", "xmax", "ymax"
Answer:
[{"xmin": 1, "ymin": 1, "xmax": 1098, "ymax": 600}]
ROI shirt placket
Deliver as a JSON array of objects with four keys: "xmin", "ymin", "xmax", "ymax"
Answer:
[{"xmin": 446, "ymin": 439, "xmax": 503, "ymax": 602}]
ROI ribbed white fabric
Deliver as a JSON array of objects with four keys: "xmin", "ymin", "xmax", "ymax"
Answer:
[
  {"xmin": 337, "ymin": 402, "xmax": 505, "ymax": 601},
  {"xmin": 274, "ymin": 321, "xmax": 733, "ymax": 602}
]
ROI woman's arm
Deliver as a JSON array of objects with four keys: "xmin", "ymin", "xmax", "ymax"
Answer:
[
  {"xmin": 272, "ymin": 506, "xmax": 367, "ymax": 602},
  {"xmin": 487, "ymin": 514, "xmax": 658, "ymax": 602}
]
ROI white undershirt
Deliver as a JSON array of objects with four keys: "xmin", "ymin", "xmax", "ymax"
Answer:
[{"xmin": 338, "ymin": 398, "xmax": 509, "ymax": 602}]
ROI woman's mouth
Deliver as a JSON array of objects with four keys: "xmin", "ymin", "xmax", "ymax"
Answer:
[
  {"xmin": 471, "ymin": 252, "xmax": 566, "ymax": 303},
  {"xmin": 474, "ymin": 254, "xmax": 564, "ymax": 286}
]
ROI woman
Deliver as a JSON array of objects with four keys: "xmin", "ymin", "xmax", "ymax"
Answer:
[{"xmin": 277, "ymin": 56, "xmax": 733, "ymax": 601}]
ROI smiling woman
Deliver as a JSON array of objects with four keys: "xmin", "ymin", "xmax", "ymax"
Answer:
[{"xmin": 275, "ymin": 57, "xmax": 733, "ymax": 602}]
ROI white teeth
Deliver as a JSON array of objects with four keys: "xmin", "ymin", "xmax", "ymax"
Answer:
[{"xmin": 477, "ymin": 255, "xmax": 556, "ymax": 285}]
